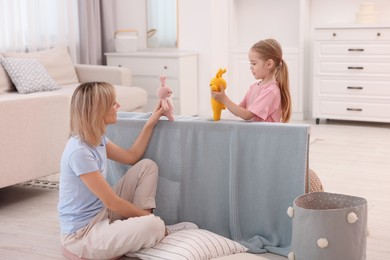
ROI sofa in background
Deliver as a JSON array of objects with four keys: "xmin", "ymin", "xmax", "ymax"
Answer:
[
  {"xmin": 106, "ymin": 112, "xmax": 310, "ymax": 257},
  {"xmin": 0, "ymin": 46, "xmax": 147, "ymax": 188}
]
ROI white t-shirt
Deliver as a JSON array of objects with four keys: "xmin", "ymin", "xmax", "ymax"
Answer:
[{"xmin": 57, "ymin": 136, "xmax": 108, "ymax": 234}]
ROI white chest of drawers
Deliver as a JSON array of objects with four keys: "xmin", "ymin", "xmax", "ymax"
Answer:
[
  {"xmin": 105, "ymin": 51, "xmax": 198, "ymax": 115},
  {"xmin": 312, "ymin": 26, "xmax": 390, "ymax": 124}
]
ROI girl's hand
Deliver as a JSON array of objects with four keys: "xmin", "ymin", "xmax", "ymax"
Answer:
[{"xmin": 211, "ymin": 85, "xmax": 227, "ymax": 103}]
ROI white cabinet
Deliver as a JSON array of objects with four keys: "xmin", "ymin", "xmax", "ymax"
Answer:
[
  {"xmin": 105, "ymin": 51, "xmax": 198, "ymax": 115},
  {"xmin": 312, "ymin": 26, "xmax": 390, "ymax": 124}
]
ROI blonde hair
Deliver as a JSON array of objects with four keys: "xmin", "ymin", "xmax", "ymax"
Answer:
[
  {"xmin": 251, "ymin": 39, "xmax": 292, "ymax": 123},
  {"xmin": 70, "ymin": 82, "xmax": 116, "ymax": 147}
]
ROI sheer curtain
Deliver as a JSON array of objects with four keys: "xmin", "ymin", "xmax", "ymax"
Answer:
[
  {"xmin": 78, "ymin": 0, "xmax": 117, "ymax": 65},
  {"xmin": 0, "ymin": 0, "xmax": 79, "ymax": 62}
]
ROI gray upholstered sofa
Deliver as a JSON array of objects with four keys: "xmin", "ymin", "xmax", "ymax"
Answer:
[
  {"xmin": 0, "ymin": 46, "xmax": 147, "ymax": 188},
  {"xmin": 106, "ymin": 112, "xmax": 310, "ymax": 257}
]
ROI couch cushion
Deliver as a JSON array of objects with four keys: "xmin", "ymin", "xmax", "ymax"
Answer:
[
  {"xmin": 59, "ymin": 84, "xmax": 148, "ymax": 112},
  {"xmin": 134, "ymin": 229, "xmax": 248, "ymax": 260},
  {"xmin": 115, "ymin": 85, "xmax": 148, "ymax": 111},
  {"xmin": 0, "ymin": 57, "xmax": 60, "ymax": 94},
  {"xmin": 0, "ymin": 54, "xmax": 15, "ymax": 94},
  {"xmin": 3, "ymin": 46, "xmax": 79, "ymax": 85}
]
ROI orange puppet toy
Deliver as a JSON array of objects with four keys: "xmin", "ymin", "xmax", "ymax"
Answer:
[{"xmin": 209, "ymin": 68, "xmax": 227, "ymax": 121}]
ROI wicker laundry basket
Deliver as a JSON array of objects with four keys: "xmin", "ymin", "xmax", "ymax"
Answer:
[
  {"xmin": 287, "ymin": 192, "xmax": 367, "ymax": 260},
  {"xmin": 308, "ymin": 169, "xmax": 324, "ymax": 193}
]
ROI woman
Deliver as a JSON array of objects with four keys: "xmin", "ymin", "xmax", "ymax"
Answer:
[{"xmin": 58, "ymin": 82, "xmax": 196, "ymax": 259}]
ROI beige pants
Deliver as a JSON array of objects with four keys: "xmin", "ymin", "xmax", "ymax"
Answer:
[{"xmin": 61, "ymin": 159, "xmax": 166, "ymax": 259}]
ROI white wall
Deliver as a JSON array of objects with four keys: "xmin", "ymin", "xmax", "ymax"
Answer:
[
  {"xmin": 115, "ymin": 0, "xmax": 390, "ymax": 119},
  {"xmin": 178, "ymin": 0, "xmax": 229, "ymax": 117},
  {"xmin": 230, "ymin": 0, "xmax": 300, "ymax": 50}
]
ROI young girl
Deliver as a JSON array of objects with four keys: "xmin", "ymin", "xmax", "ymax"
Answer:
[
  {"xmin": 211, "ymin": 40, "xmax": 323, "ymax": 192},
  {"xmin": 58, "ymin": 82, "xmax": 196, "ymax": 259},
  {"xmin": 211, "ymin": 38, "xmax": 291, "ymax": 123}
]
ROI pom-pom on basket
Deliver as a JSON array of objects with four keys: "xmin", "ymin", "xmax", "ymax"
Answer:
[
  {"xmin": 287, "ymin": 192, "xmax": 367, "ymax": 260},
  {"xmin": 114, "ymin": 29, "xmax": 138, "ymax": 53}
]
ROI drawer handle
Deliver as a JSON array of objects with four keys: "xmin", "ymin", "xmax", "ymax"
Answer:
[
  {"xmin": 347, "ymin": 86, "xmax": 363, "ymax": 90},
  {"xmin": 118, "ymin": 64, "xmax": 122, "ymax": 67},
  {"xmin": 164, "ymin": 66, "xmax": 168, "ymax": 69},
  {"xmin": 348, "ymin": 48, "xmax": 364, "ymax": 52},
  {"xmin": 377, "ymin": 32, "xmax": 381, "ymax": 37},
  {"xmin": 346, "ymin": 108, "xmax": 363, "ymax": 112},
  {"xmin": 332, "ymin": 33, "xmax": 337, "ymax": 37},
  {"xmin": 348, "ymin": 66, "xmax": 364, "ymax": 70}
]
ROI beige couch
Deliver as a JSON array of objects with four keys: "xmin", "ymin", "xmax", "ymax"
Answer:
[{"xmin": 0, "ymin": 46, "xmax": 147, "ymax": 188}]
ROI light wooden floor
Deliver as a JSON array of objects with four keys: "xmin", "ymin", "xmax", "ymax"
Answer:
[{"xmin": 0, "ymin": 119, "xmax": 389, "ymax": 260}]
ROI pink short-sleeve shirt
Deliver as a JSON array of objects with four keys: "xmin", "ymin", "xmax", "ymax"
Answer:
[{"xmin": 239, "ymin": 81, "xmax": 281, "ymax": 122}]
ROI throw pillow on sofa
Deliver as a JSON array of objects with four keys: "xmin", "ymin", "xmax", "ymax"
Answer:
[
  {"xmin": 2, "ymin": 46, "xmax": 79, "ymax": 85},
  {"xmin": 0, "ymin": 57, "xmax": 60, "ymax": 94},
  {"xmin": 0, "ymin": 54, "xmax": 15, "ymax": 94}
]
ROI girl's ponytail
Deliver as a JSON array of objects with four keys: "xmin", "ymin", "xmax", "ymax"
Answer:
[{"xmin": 276, "ymin": 59, "xmax": 291, "ymax": 123}]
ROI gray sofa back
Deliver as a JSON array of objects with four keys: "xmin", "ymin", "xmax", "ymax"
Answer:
[{"xmin": 106, "ymin": 112, "xmax": 310, "ymax": 256}]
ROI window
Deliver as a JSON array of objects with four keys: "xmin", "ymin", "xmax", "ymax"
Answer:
[{"xmin": 0, "ymin": 0, "xmax": 79, "ymax": 61}]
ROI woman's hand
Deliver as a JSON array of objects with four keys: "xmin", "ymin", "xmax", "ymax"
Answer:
[
  {"xmin": 80, "ymin": 171, "xmax": 151, "ymax": 218},
  {"xmin": 107, "ymin": 101, "xmax": 165, "ymax": 165},
  {"xmin": 145, "ymin": 101, "xmax": 165, "ymax": 128}
]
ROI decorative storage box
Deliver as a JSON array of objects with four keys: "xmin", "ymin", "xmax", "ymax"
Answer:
[
  {"xmin": 114, "ymin": 29, "xmax": 138, "ymax": 53},
  {"xmin": 356, "ymin": 1, "xmax": 378, "ymax": 24},
  {"xmin": 287, "ymin": 192, "xmax": 367, "ymax": 260}
]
